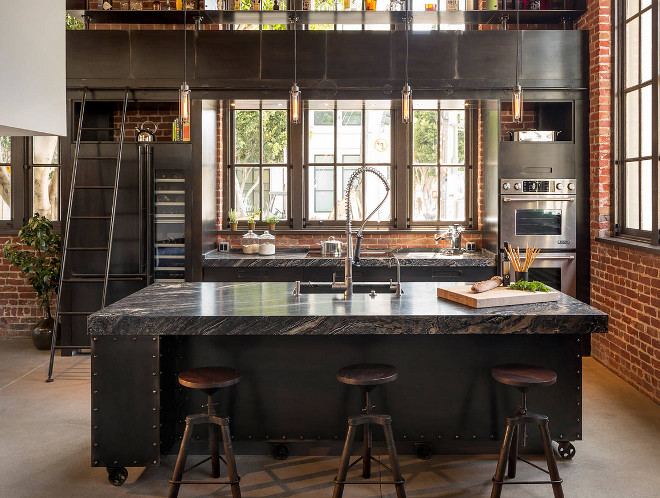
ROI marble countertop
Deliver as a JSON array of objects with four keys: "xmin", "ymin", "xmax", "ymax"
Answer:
[
  {"xmin": 88, "ymin": 282, "xmax": 608, "ymax": 337},
  {"xmin": 203, "ymin": 249, "xmax": 497, "ymax": 268}
]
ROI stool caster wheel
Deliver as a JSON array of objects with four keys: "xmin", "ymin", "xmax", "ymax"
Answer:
[
  {"xmin": 556, "ymin": 441, "xmax": 576, "ymax": 460},
  {"xmin": 272, "ymin": 443, "xmax": 290, "ymax": 460},
  {"xmin": 415, "ymin": 442, "xmax": 432, "ymax": 460},
  {"xmin": 106, "ymin": 467, "xmax": 128, "ymax": 486}
]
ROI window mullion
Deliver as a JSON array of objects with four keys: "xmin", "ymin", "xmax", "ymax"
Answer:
[{"xmin": 653, "ymin": 0, "xmax": 659, "ymax": 243}]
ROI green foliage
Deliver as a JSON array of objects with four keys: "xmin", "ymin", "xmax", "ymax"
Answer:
[
  {"xmin": 3, "ymin": 214, "xmax": 61, "ymax": 316},
  {"xmin": 264, "ymin": 214, "xmax": 279, "ymax": 223},
  {"xmin": 262, "ymin": 110, "xmax": 287, "ymax": 163},
  {"xmin": 509, "ymin": 280, "xmax": 550, "ymax": 292},
  {"xmin": 66, "ymin": 13, "xmax": 84, "ymax": 30},
  {"xmin": 235, "ymin": 111, "xmax": 260, "ymax": 163},
  {"xmin": 0, "ymin": 136, "xmax": 10, "ymax": 163},
  {"xmin": 235, "ymin": 109, "xmax": 287, "ymax": 164},
  {"xmin": 247, "ymin": 210, "xmax": 261, "ymax": 222},
  {"xmin": 413, "ymin": 110, "xmax": 438, "ymax": 164},
  {"xmin": 228, "ymin": 208, "xmax": 239, "ymax": 223}
]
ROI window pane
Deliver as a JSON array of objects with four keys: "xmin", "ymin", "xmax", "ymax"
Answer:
[
  {"xmin": 337, "ymin": 110, "xmax": 363, "ymax": 163},
  {"xmin": 1, "ymin": 136, "xmax": 9, "ymax": 220},
  {"xmin": 625, "ymin": 162, "xmax": 640, "ymax": 229},
  {"xmin": 365, "ymin": 110, "xmax": 391, "ymax": 164},
  {"xmin": 33, "ymin": 167, "xmax": 59, "ymax": 221},
  {"xmin": 640, "ymin": 160, "xmax": 652, "ymax": 231},
  {"xmin": 413, "ymin": 110, "xmax": 438, "ymax": 164},
  {"xmin": 625, "ymin": 90, "xmax": 639, "ymax": 159},
  {"xmin": 234, "ymin": 167, "xmax": 260, "ymax": 219},
  {"xmin": 262, "ymin": 110, "xmax": 287, "ymax": 164},
  {"xmin": 308, "ymin": 110, "xmax": 334, "ymax": 163},
  {"xmin": 337, "ymin": 166, "xmax": 362, "ymax": 221},
  {"xmin": 641, "ymin": 85, "xmax": 652, "ymax": 157},
  {"xmin": 439, "ymin": 110, "xmax": 465, "ymax": 165},
  {"xmin": 0, "ymin": 136, "xmax": 9, "ymax": 164},
  {"xmin": 625, "ymin": 17, "xmax": 639, "ymax": 88},
  {"xmin": 364, "ymin": 166, "xmax": 391, "ymax": 222},
  {"xmin": 308, "ymin": 166, "xmax": 334, "ymax": 220},
  {"xmin": 33, "ymin": 136, "xmax": 59, "ymax": 165},
  {"xmin": 412, "ymin": 166, "xmax": 438, "ymax": 222},
  {"xmin": 439, "ymin": 167, "xmax": 465, "ymax": 221},
  {"xmin": 234, "ymin": 110, "xmax": 260, "ymax": 164},
  {"xmin": 640, "ymin": 0, "xmax": 651, "ymax": 10},
  {"xmin": 262, "ymin": 166, "xmax": 287, "ymax": 220},
  {"xmin": 626, "ymin": 0, "xmax": 638, "ymax": 18},
  {"xmin": 640, "ymin": 11, "xmax": 652, "ymax": 83}
]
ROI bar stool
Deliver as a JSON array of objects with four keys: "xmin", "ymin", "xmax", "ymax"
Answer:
[
  {"xmin": 333, "ymin": 363, "xmax": 406, "ymax": 498},
  {"xmin": 490, "ymin": 364, "xmax": 564, "ymax": 498},
  {"xmin": 168, "ymin": 367, "xmax": 242, "ymax": 498}
]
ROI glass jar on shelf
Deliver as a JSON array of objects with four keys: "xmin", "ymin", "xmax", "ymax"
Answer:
[
  {"xmin": 242, "ymin": 230, "xmax": 260, "ymax": 254},
  {"xmin": 258, "ymin": 231, "xmax": 276, "ymax": 256},
  {"xmin": 130, "ymin": 0, "xmax": 143, "ymax": 10}
]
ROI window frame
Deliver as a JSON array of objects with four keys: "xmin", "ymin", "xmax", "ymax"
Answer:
[
  {"xmin": 616, "ymin": 0, "xmax": 659, "ymax": 243},
  {"xmin": 229, "ymin": 102, "xmax": 291, "ymax": 224},
  {"xmin": 303, "ymin": 102, "xmax": 395, "ymax": 228},
  {"xmin": 28, "ymin": 136, "xmax": 62, "ymax": 223},
  {"xmin": 409, "ymin": 102, "xmax": 473, "ymax": 228},
  {"xmin": 0, "ymin": 137, "xmax": 26, "ymax": 233}
]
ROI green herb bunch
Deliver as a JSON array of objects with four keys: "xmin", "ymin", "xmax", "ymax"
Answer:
[{"xmin": 509, "ymin": 280, "xmax": 550, "ymax": 292}]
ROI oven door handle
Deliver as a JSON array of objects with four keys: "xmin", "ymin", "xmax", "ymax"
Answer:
[
  {"xmin": 519, "ymin": 255, "xmax": 576, "ymax": 260},
  {"xmin": 502, "ymin": 196, "xmax": 575, "ymax": 202}
]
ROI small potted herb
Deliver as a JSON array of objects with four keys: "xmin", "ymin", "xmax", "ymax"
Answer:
[
  {"xmin": 264, "ymin": 214, "xmax": 279, "ymax": 231},
  {"xmin": 228, "ymin": 209, "xmax": 239, "ymax": 231},
  {"xmin": 3, "ymin": 214, "xmax": 61, "ymax": 350},
  {"xmin": 247, "ymin": 211, "xmax": 260, "ymax": 231}
]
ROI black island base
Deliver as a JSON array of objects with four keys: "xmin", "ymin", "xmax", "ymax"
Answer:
[{"xmin": 87, "ymin": 282, "xmax": 608, "ymax": 477}]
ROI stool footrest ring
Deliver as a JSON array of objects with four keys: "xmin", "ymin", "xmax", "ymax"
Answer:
[
  {"xmin": 170, "ymin": 477, "xmax": 240, "ymax": 485},
  {"xmin": 492, "ymin": 479, "xmax": 563, "ymax": 485}
]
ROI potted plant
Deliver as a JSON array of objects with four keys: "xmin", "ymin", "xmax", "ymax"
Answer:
[
  {"xmin": 3, "ymin": 214, "xmax": 61, "ymax": 350},
  {"xmin": 264, "ymin": 214, "xmax": 279, "ymax": 231},
  {"xmin": 247, "ymin": 211, "xmax": 260, "ymax": 231},
  {"xmin": 228, "ymin": 208, "xmax": 239, "ymax": 231}
]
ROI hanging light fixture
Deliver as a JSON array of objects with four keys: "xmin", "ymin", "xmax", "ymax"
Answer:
[
  {"xmin": 512, "ymin": 2, "xmax": 523, "ymax": 123},
  {"xmin": 179, "ymin": 3, "xmax": 191, "ymax": 126},
  {"xmin": 290, "ymin": 10, "xmax": 301, "ymax": 124},
  {"xmin": 401, "ymin": 5, "xmax": 412, "ymax": 124}
]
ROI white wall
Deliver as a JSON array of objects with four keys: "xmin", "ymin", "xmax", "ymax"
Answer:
[{"xmin": 0, "ymin": 0, "xmax": 66, "ymax": 136}]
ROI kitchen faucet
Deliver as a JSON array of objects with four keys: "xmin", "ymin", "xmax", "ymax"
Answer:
[
  {"xmin": 435, "ymin": 224, "xmax": 464, "ymax": 251},
  {"xmin": 331, "ymin": 166, "xmax": 390, "ymax": 299}
]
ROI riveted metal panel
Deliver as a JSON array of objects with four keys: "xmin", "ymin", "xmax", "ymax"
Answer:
[
  {"xmin": 196, "ymin": 31, "xmax": 261, "ymax": 80},
  {"xmin": 91, "ymin": 335, "xmax": 160, "ymax": 468},
  {"xmin": 327, "ymin": 32, "xmax": 391, "ymax": 80}
]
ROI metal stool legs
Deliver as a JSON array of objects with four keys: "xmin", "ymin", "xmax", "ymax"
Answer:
[
  {"xmin": 491, "ymin": 409, "xmax": 564, "ymax": 498},
  {"xmin": 168, "ymin": 407, "xmax": 241, "ymax": 498},
  {"xmin": 333, "ymin": 387, "xmax": 405, "ymax": 498}
]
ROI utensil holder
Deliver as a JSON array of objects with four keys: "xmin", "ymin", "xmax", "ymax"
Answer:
[{"xmin": 514, "ymin": 271, "xmax": 528, "ymax": 283}]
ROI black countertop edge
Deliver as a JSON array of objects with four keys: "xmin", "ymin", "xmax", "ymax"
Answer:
[
  {"xmin": 202, "ymin": 249, "xmax": 497, "ymax": 268},
  {"xmin": 595, "ymin": 236, "xmax": 660, "ymax": 256}
]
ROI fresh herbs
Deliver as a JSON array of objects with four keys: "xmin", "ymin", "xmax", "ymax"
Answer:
[{"xmin": 509, "ymin": 280, "xmax": 550, "ymax": 292}]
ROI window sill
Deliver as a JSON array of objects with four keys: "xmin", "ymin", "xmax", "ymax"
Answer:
[
  {"xmin": 216, "ymin": 228, "xmax": 482, "ymax": 236},
  {"xmin": 595, "ymin": 236, "xmax": 660, "ymax": 256}
]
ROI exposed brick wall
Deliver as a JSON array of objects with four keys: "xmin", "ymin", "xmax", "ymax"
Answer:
[
  {"xmin": 0, "ymin": 237, "xmax": 48, "ymax": 338},
  {"xmin": 216, "ymin": 102, "xmax": 224, "ymax": 230},
  {"xmin": 114, "ymin": 102, "xmax": 180, "ymax": 141},
  {"xmin": 500, "ymin": 102, "xmax": 539, "ymax": 141}
]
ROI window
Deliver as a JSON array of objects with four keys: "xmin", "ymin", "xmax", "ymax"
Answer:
[
  {"xmin": 31, "ymin": 136, "xmax": 60, "ymax": 221},
  {"xmin": 411, "ymin": 100, "xmax": 467, "ymax": 224},
  {"xmin": 306, "ymin": 101, "xmax": 392, "ymax": 224},
  {"xmin": 619, "ymin": 0, "xmax": 657, "ymax": 241},
  {"xmin": 231, "ymin": 102, "xmax": 289, "ymax": 221},
  {"xmin": 0, "ymin": 137, "xmax": 11, "ymax": 221}
]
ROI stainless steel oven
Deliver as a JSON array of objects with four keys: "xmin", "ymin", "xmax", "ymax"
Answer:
[
  {"xmin": 500, "ymin": 178, "xmax": 576, "ymax": 250},
  {"xmin": 501, "ymin": 251, "xmax": 576, "ymax": 297}
]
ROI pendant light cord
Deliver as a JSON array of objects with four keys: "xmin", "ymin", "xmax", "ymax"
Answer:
[
  {"xmin": 293, "ymin": 2, "xmax": 297, "ymax": 85},
  {"xmin": 405, "ymin": 1, "xmax": 409, "ymax": 86},
  {"xmin": 183, "ymin": 3, "xmax": 187, "ymax": 85},
  {"xmin": 515, "ymin": 1, "xmax": 519, "ymax": 87}
]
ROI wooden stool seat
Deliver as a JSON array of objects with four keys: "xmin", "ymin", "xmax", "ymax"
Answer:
[
  {"xmin": 491, "ymin": 364, "xmax": 557, "ymax": 389},
  {"xmin": 336, "ymin": 363, "xmax": 398, "ymax": 386},
  {"xmin": 178, "ymin": 366, "xmax": 241, "ymax": 390}
]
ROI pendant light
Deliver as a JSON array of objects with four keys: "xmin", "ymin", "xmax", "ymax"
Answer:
[
  {"xmin": 512, "ymin": 2, "xmax": 523, "ymax": 123},
  {"xmin": 290, "ymin": 9, "xmax": 301, "ymax": 124},
  {"xmin": 179, "ymin": 3, "xmax": 191, "ymax": 125},
  {"xmin": 401, "ymin": 3, "xmax": 412, "ymax": 124}
]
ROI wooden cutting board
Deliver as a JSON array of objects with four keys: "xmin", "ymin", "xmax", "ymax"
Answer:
[{"xmin": 437, "ymin": 285, "xmax": 561, "ymax": 308}]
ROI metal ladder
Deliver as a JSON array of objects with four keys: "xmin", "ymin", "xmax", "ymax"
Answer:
[{"xmin": 46, "ymin": 88, "xmax": 130, "ymax": 382}]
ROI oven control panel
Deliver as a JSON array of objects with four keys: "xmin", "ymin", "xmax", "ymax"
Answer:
[{"xmin": 501, "ymin": 178, "xmax": 576, "ymax": 194}]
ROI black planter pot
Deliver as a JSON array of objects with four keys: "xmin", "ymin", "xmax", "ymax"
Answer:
[{"xmin": 32, "ymin": 317, "xmax": 57, "ymax": 350}]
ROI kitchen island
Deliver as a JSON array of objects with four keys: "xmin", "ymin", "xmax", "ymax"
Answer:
[{"xmin": 88, "ymin": 281, "xmax": 607, "ymax": 477}]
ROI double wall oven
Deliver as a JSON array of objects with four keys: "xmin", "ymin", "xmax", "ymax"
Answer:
[{"xmin": 499, "ymin": 178, "xmax": 577, "ymax": 296}]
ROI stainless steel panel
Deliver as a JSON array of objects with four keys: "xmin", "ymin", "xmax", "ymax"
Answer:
[{"xmin": 502, "ymin": 251, "xmax": 576, "ymax": 297}]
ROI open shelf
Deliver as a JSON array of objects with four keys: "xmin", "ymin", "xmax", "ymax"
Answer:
[{"xmin": 76, "ymin": 9, "xmax": 586, "ymax": 26}]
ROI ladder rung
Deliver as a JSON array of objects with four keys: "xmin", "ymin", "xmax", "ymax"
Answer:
[
  {"xmin": 67, "ymin": 247, "xmax": 108, "ymax": 251},
  {"xmin": 73, "ymin": 186, "xmax": 115, "ymax": 189},
  {"xmin": 53, "ymin": 346, "xmax": 91, "ymax": 350},
  {"xmin": 69, "ymin": 216, "xmax": 111, "ymax": 220},
  {"xmin": 77, "ymin": 156, "xmax": 117, "ymax": 160},
  {"xmin": 63, "ymin": 277, "xmax": 145, "ymax": 282},
  {"xmin": 81, "ymin": 127, "xmax": 121, "ymax": 131}
]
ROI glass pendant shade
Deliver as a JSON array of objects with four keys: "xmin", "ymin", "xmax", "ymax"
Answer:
[
  {"xmin": 401, "ymin": 84, "xmax": 412, "ymax": 124},
  {"xmin": 179, "ymin": 83, "xmax": 191, "ymax": 124},
  {"xmin": 290, "ymin": 84, "xmax": 301, "ymax": 124},
  {"xmin": 512, "ymin": 84, "xmax": 523, "ymax": 123}
]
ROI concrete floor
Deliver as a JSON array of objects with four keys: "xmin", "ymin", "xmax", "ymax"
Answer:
[{"xmin": 1, "ymin": 338, "xmax": 659, "ymax": 498}]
